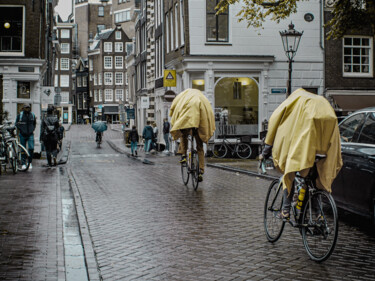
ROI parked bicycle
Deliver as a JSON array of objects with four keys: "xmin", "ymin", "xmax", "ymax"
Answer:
[
  {"xmin": 181, "ymin": 128, "xmax": 200, "ymax": 190},
  {"xmin": 0, "ymin": 122, "xmax": 30, "ymax": 174},
  {"xmin": 263, "ymin": 155, "xmax": 339, "ymax": 262},
  {"xmin": 212, "ymin": 135, "xmax": 252, "ymax": 159}
]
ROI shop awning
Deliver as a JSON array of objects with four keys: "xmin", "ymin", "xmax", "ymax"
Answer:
[{"xmin": 327, "ymin": 90, "xmax": 375, "ymax": 112}]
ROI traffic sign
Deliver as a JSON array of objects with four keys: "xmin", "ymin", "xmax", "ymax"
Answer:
[{"xmin": 163, "ymin": 70, "xmax": 176, "ymax": 87}]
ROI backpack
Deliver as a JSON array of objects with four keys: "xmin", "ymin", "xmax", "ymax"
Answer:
[
  {"xmin": 42, "ymin": 118, "xmax": 58, "ymax": 141},
  {"xmin": 19, "ymin": 111, "xmax": 35, "ymax": 122}
]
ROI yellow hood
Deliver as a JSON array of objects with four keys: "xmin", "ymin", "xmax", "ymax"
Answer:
[
  {"xmin": 169, "ymin": 88, "xmax": 216, "ymax": 143},
  {"xmin": 265, "ymin": 88, "xmax": 343, "ymax": 193}
]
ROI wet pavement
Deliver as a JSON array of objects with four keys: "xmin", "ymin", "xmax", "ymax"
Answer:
[{"xmin": 0, "ymin": 124, "xmax": 375, "ymax": 280}]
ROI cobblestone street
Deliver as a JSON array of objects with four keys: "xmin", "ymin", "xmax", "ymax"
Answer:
[
  {"xmin": 66, "ymin": 125, "xmax": 375, "ymax": 281},
  {"xmin": 0, "ymin": 125, "xmax": 374, "ymax": 281}
]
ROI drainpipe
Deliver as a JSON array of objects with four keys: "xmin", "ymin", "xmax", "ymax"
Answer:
[{"xmin": 320, "ymin": 0, "xmax": 326, "ymax": 97}]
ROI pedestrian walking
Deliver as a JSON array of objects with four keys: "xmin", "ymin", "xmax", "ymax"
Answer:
[
  {"xmin": 162, "ymin": 118, "xmax": 170, "ymax": 153},
  {"xmin": 152, "ymin": 122, "xmax": 158, "ymax": 151},
  {"xmin": 15, "ymin": 103, "xmax": 36, "ymax": 170},
  {"xmin": 128, "ymin": 125, "xmax": 139, "ymax": 157},
  {"xmin": 142, "ymin": 121, "xmax": 153, "ymax": 153},
  {"xmin": 40, "ymin": 105, "xmax": 59, "ymax": 167}
]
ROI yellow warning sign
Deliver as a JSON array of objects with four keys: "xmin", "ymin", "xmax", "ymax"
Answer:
[{"xmin": 163, "ymin": 70, "xmax": 176, "ymax": 87}]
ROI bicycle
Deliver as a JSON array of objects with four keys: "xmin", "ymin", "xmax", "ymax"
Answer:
[
  {"xmin": 180, "ymin": 128, "xmax": 200, "ymax": 190},
  {"xmin": 263, "ymin": 155, "xmax": 339, "ymax": 262},
  {"xmin": 212, "ymin": 135, "xmax": 252, "ymax": 159},
  {"xmin": 0, "ymin": 123, "xmax": 18, "ymax": 174},
  {"xmin": 96, "ymin": 131, "xmax": 102, "ymax": 148}
]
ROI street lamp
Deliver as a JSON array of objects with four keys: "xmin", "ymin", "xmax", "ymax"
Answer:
[{"xmin": 280, "ymin": 22, "xmax": 303, "ymax": 97}]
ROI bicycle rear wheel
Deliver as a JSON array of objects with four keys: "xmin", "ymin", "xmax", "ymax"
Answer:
[
  {"xmin": 8, "ymin": 145, "xmax": 17, "ymax": 174},
  {"xmin": 191, "ymin": 151, "xmax": 200, "ymax": 190},
  {"xmin": 264, "ymin": 179, "xmax": 285, "ymax": 242},
  {"xmin": 236, "ymin": 143, "xmax": 252, "ymax": 159},
  {"xmin": 17, "ymin": 144, "xmax": 30, "ymax": 172},
  {"xmin": 301, "ymin": 190, "xmax": 338, "ymax": 262},
  {"xmin": 181, "ymin": 162, "xmax": 189, "ymax": 185},
  {"xmin": 213, "ymin": 143, "xmax": 227, "ymax": 158}
]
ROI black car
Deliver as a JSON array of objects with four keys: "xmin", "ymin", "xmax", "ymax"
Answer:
[{"xmin": 332, "ymin": 107, "xmax": 375, "ymax": 223}]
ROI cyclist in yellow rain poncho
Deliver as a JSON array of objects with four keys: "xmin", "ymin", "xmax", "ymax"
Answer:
[
  {"xmin": 262, "ymin": 88, "xmax": 343, "ymax": 219},
  {"xmin": 169, "ymin": 88, "xmax": 216, "ymax": 182}
]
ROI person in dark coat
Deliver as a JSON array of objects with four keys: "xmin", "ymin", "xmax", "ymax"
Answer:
[
  {"xmin": 142, "ymin": 121, "xmax": 154, "ymax": 153},
  {"xmin": 15, "ymin": 103, "xmax": 36, "ymax": 169},
  {"xmin": 162, "ymin": 118, "xmax": 170, "ymax": 152},
  {"xmin": 128, "ymin": 125, "xmax": 139, "ymax": 156},
  {"xmin": 40, "ymin": 105, "xmax": 59, "ymax": 167}
]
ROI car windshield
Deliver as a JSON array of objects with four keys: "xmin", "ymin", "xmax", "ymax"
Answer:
[
  {"xmin": 358, "ymin": 112, "xmax": 375, "ymax": 145},
  {"xmin": 339, "ymin": 113, "xmax": 366, "ymax": 143}
]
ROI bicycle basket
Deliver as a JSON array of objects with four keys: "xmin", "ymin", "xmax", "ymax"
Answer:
[{"xmin": 240, "ymin": 135, "xmax": 252, "ymax": 143}]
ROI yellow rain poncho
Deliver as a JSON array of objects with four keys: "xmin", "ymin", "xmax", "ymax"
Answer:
[
  {"xmin": 169, "ymin": 88, "xmax": 215, "ymax": 143},
  {"xmin": 265, "ymin": 88, "xmax": 343, "ymax": 193}
]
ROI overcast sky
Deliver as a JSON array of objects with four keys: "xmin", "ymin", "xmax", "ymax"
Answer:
[{"xmin": 55, "ymin": 0, "xmax": 72, "ymax": 21}]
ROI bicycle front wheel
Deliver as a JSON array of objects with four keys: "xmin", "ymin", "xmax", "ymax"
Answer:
[
  {"xmin": 236, "ymin": 143, "xmax": 252, "ymax": 159},
  {"xmin": 264, "ymin": 179, "xmax": 285, "ymax": 242},
  {"xmin": 8, "ymin": 145, "xmax": 17, "ymax": 174},
  {"xmin": 301, "ymin": 190, "xmax": 338, "ymax": 262},
  {"xmin": 213, "ymin": 143, "xmax": 227, "ymax": 158},
  {"xmin": 181, "ymin": 162, "xmax": 189, "ymax": 185},
  {"xmin": 17, "ymin": 143, "xmax": 30, "ymax": 172},
  {"xmin": 190, "ymin": 151, "xmax": 200, "ymax": 190}
]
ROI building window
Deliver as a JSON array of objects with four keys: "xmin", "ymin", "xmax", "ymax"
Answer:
[
  {"xmin": 98, "ymin": 6, "xmax": 104, "ymax": 17},
  {"xmin": 166, "ymin": 13, "xmax": 169, "ymax": 53},
  {"xmin": 60, "ymin": 29, "xmax": 70, "ymax": 39},
  {"xmin": 93, "ymin": 74, "xmax": 97, "ymax": 85},
  {"xmin": 94, "ymin": 90, "xmax": 98, "ymax": 102},
  {"xmin": 97, "ymin": 25, "xmax": 106, "ymax": 33},
  {"xmin": 206, "ymin": 0, "xmax": 229, "ymax": 42},
  {"xmin": 17, "ymin": 81, "xmax": 30, "ymax": 99},
  {"xmin": 104, "ymin": 42, "xmax": 112, "ymax": 52},
  {"xmin": 77, "ymin": 76, "xmax": 82, "ymax": 87},
  {"xmin": 98, "ymin": 89, "xmax": 102, "ymax": 102},
  {"xmin": 126, "ymin": 73, "xmax": 129, "ymax": 85},
  {"xmin": 115, "ymin": 56, "xmax": 123, "ymax": 69},
  {"xmin": 0, "ymin": 6, "xmax": 24, "ymax": 54},
  {"xmin": 60, "ymin": 43, "xmax": 70, "ymax": 54},
  {"xmin": 180, "ymin": 0, "xmax": 184, "ymax": 46},
  {"xmin": 104, "ymin": 56, "xmax": 112, "ymax": 69},
  {"xmin": 116, "ymin": 31, "xmax": 121, "ymax": 40},
  {"xmin": 170, "ymin": 9, "xmax": 174, "ymax": 51},
  {"xmin": 115, "ymin": 72, "xmax": 123, "ymax": 85},
  {"xmin": 343, "ymin": 36, "xmax": 373, "ymax": 77},
  {"xmin": 89, "ymin": 59, "xmax": 93, "ymax": 71},
  {"xmin": 115, "ymin": 42, "xmax": 123, "ymax": 52},
  {"xmin": 126, "ymin": 89, "xmax": 129, "ymax": 101},
  {"xmin": 60, "ymin": 58, "xmax": 69, "ymax": 70},
  {"xmin": 98, "ymin": 73, "xmax": 102, "ymax": 85},
  {"xmin": 60, "ymin": 75, "xmax": 69, "ymax": 87},
  {"xmin": 104, "ymin": 72, "xmax": 113, "ymax": 85},
  {"xmin": 115, "ymin": 9, "xmax": 131, "ymax": 23},
  {"xmin": 82, "ymin": 76, "xmax": 87, "ymax": 87},
  {"xmin": 105, "ymin": 89, "xmax": 113, "ymax": 101},
  {"xmin": 115, "ymin": 89, "xmax": 123, "ymax": 101},
  {"xmin": 61, "ymin": 91, "xmax": 69, "ymax": 104}
]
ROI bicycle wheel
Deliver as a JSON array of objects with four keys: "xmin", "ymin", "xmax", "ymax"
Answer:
[
  {"xmin": 301, "ymin": 190, "xmax": 338, "ymax": 262},
  {"xmin": 190, "ymin": 151, "xmax": 200, "ymax": 190},
  {"xmin": 181, "ymin": 162, "xmax": 189, "ymax": 185},
  {"xmin": 236, "ymin": 143, "xmax": 252, "ymax": 159},
  {"xmin": 213, "ymin": 143, "xmax": 227, "ymax": 158},
  {"xmin": 264, "ymin": 179, "xmax": 285, "ymax": 242},
  {"xmin": 17, "ymin": 144, "xmax": 30, "ymax": 172},
  {"xmin": 8, "ymin": 145, "xmax": 17, "ymax": 174}
]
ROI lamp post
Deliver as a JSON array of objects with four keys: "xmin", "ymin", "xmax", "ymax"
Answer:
[{"xmin": 280, "ymin": 22, "xmax": 303, "ymax": 97}]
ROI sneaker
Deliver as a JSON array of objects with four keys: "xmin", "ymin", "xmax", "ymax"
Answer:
[
  {"xmin": 21, "ymin": 164, "xmax": 26, "ymax": 170},
  {"xmin": 29, "ymin": 163, "xmax": 32, "ymax": 170},
  {"xmin": 131, "ymin": 153, "xmax": 134, "ymax": 157},
  {"xmin": 198, "ymin": 173, "xmax": 203, "ymax": 182},
  {"xmin": 179, "ymin": 155, "xmax": 187, "ymax": 164},
  {"xmin": 135, "ymin": 150, "xmax": 137, "ymax": 156}
]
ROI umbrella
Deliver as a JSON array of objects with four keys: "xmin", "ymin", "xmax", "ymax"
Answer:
[
  {"xmin": 169, "ymin": 88, "xmax": 215, "ymax": 143},
  {"xmin": 92, "ymin": 121, "xmax": 108, "ymax": 133}
]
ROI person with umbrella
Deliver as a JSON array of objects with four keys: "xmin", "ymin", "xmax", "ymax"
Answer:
[
  {"xmin": 92, "ymin": 120, "xmax": 107, "ymax": 146},
  {"xmin": 169, "ymin": 88, "xmax": 216, "ymax": 182}
]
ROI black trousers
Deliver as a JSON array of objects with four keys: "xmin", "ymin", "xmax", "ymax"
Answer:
[{"xmin": 45, "ymin": 140, "xmax": 57, "ymax": 166}]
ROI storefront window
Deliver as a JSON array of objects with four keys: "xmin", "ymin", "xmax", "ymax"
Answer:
[{"xmin": 215, "ymin": 77, "xmax": 259, "ymax": 136}]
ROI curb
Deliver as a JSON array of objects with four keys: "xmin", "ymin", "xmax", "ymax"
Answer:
[
  {"xmin": 106, "ymin": 140, "xmax": 156, "ymax": 165},
  {"xmin": 207, "ymin": 163, "xmax": 279, "ymax": 181}
]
